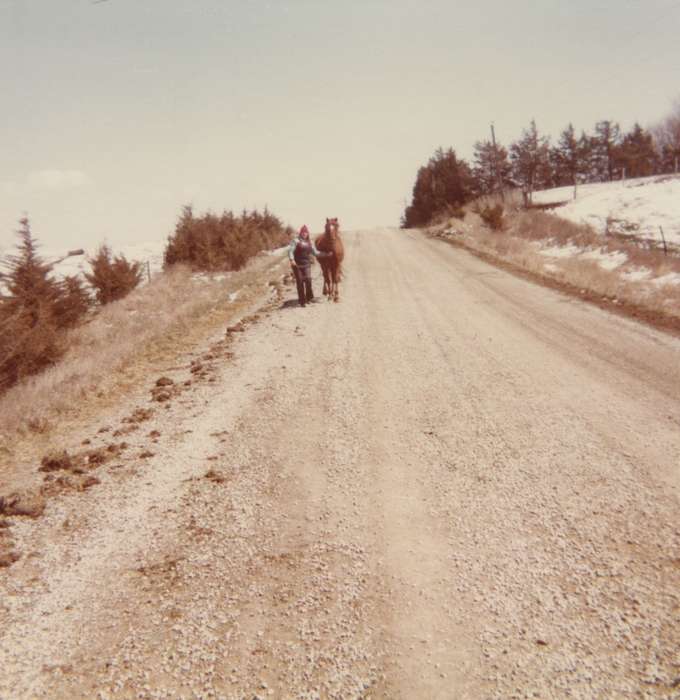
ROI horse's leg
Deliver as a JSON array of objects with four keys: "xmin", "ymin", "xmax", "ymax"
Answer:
[
  {"xmin": 326, "ymin": 263, "xmax": 333, "ymax": 299},
  {"xmin": 332, "ymin": 264, "xmax": 339, "ymax": 302},
  {"xmin": 322, "ymin": 267, "xmax": 328, "ymax": 297}
]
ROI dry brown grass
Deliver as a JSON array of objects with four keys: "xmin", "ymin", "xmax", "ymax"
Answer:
[
  {"xmin": 466, "ymin": 190, "xmax": 524, "ymax": 216},
  {"xmin": 454, "ymin": 191, "xmax": 680, "ymax": 281},
  {"xmin": 0, "ymin": 253, "xmax": 287, "ymax": 444},
  {"xmin": 431, "ymin": 201, "xmax": 680, "ymax": 327}
]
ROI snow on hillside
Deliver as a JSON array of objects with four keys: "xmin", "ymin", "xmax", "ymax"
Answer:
[
  {"xmin": 0, "ymin": 239, "xmax": 167, "ymax": 295},
  {"xmin": 40, "ymin": 240, "xmax": 167, "ymax": 280},
  {"xmin": 532, "ymin": 174, "xmax": 680, "ymax": 247}
]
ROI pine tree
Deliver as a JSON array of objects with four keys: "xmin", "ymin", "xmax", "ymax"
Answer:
[
  {"xmin": 550, "ymin": 124, "xmax": 591, "ymax": 193},
  {"xmin": 592, "ymin": 120, "xmax": 621, "ymax": 181},
  {"xmin": 472, "ymin": 140, "xmax": 511, "ymax": 196},
  {"xmin": 577, "ymin": 131, "xmax": 596, "ymax": 182},
  {"xmin": 554, "ymin": 124, "xmax": 579, "ymax": 186},
  {"xmin": 618, "ymin": 123, "xmax": 658, "ymax": 178},
  {"xmin": 2, "ymin": 217, "xmax": 61, "ymax": 325},
  {"xmin": 54, "ymin": 275, "xmax": 92, "ymax": 328},
  {"xmin": 0, "ymin": 218, "xmax": 64, "ymax": 388},
  {"xmin": 509, "ymin": 120, "xmax": 551, "ymax": 206},
  {"xmin": 402, "ymin": 148, "xmax": 474, "ymax": 227},
  {"xmin": 85, "ymin": 245, "xmax": 143, "ymax": 305}
]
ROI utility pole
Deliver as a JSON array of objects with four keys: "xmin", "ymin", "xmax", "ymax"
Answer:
[{"xmin": 490, "ymin": 123, "xmax": 505, "ymax": 201}]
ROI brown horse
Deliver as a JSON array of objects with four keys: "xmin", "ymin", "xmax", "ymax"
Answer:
[{"xmin": 315, "ymin": 217, "xmax": 344, "ymax": 302}]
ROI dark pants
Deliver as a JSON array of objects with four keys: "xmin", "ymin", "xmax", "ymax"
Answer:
[{"xmin": 293, "ymin": 265, "xmax": 313, "ymax": 305}]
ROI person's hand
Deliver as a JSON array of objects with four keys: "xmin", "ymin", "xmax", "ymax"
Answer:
[{"xmin": 290, "ymin": 260, "xmax": 297, "ymax": 268}]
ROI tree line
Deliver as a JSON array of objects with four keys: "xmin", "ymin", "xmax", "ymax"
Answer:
[{"xmin": 402, "ymin": 99, "xmax": 680, "ymax": 228}]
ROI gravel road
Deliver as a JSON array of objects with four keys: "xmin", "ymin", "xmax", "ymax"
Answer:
[{"xmin": 1, "ymin": 227, "xmax": 679, "ymax": 699}]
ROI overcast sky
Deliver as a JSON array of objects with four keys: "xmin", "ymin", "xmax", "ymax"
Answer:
[{"xmin": 1, "ymin": 0, "xmax": 679, "ymax": 253}]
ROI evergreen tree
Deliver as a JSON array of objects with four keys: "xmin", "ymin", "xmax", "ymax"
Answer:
[
  {"xmin": 549, "ymin": 124, "xmax": 592, "ymax": 193},
  {"xmin": 472, "ymin": 140, "xmax": 511, "ymax": 196},
  {"xmin": 402, "ymin": 148, "xmax": 474, "ymax": 227},
  {"xmin": 85, "ymin": 245, "xmax": 143, "ymax": 305},
  {"xmin": 509, "ymin": 120, "xmax": 551, "ymax": 205},
  {"xmin": 554, "ymin": 123, "xmax": 580, "ymax": 186},
  {"xmin": 0, "ymin": 218, "xmax": 64, "ymax": 388},
  {"xmin": 618, "ymin": 123, "xmax": 658, "ymax": 178},
  {"xmin": 592, "ymin": 120, "xmax": 621, "ymax": 181},
  {"xmin": 577, "ymin": 131, "xmax": 596, "ymax": 182},
  {"xmin": 2, "ymin": 217, "xmax": 61, "ymax": 325},
  {"xmin": 54, "ymin": 275, "xmax": 92, "ymax": 328}
]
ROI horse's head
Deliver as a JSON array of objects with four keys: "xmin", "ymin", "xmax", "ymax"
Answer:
[{"xmin": 325, "ymin": 217, "xmax": 340, "ymax": 240}]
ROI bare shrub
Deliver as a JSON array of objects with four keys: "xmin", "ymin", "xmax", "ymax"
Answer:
[
  {"xmin": 479, "ymin": 204, "xmax": 505, "ymax": 231},
  {"xmin": 507, "ymin": 210, "xmax": 600, "ymax": 247},
  {"xmin": 447, "ymin": 204, "xmax": 466, "ymax": 220},
  {"xmin": 468, "ymin": 189, "xmax": 523, "ymax": 216},
  {"xmin": 85, "ymin": 245, "xmax": 143, "ymax": 305}
]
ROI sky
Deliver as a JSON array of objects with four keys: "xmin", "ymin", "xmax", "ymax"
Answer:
[{"xmin": 1, "ymin": 0, "xmax": 680, "ymax": 255}]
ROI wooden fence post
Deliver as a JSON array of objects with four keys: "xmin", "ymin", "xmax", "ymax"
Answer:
[{"xmin": 659, "ymin": 226, "xmax": 668, "ymax": 256}]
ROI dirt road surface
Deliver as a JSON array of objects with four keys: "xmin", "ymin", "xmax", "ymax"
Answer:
[{"xmin": 1, "ymin": 228, "xmax": 680, "ymax": 699}]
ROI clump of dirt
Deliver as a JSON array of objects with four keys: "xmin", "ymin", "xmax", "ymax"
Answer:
[
  {"xmin": 139, "ymin": 451, "xmax": 155, "ymax": 459},
  {"xmin": 113, "ymin": 425, "xmax": 139, "ymax": 437},
  {"xmin": 0, "ymin": 519, "xmax": 16, "ymax": 567},
  {"xmin": 78, "ymin": 475, "xmax": 100, "ymax": 490},
  {"xmin": 0, "ymin": 527, "xmax": 20, "ymax": 567},
  {"xmin": 122, "ymin": 407, "xmax": 155, "ymax": 424},
  {"xmin": 105, "ymin": 443, "xmax": 128, "ymax": 459},
  {"xmin": 151, "ymin": 388, "xmax": 172, "ymax": 402},
  {"xmin": 135, "ymin": 555, "xmax": 184, "ymax": 586},
  {"xmin": 41, "ymin": 474, "xmax": 77, "ymax": 497},
  {"xmin": 204, "ymin": 469, "xmax": 226, "ymax": 484},
  {"xmin": 84, "ymin": 448, "xmax": 109, "ymax": 467},
  {"xmin": 226, "ymin": 322, "xmax": 245, "ymax": 334},
  {"xmin": 148, "ymin": 430, "xmax": 161, "ymax": 439},
  {"xmin": 41, "ymin": 442, "xmax": 127, "ymax": 476},
  {"xmin": 155, "ymin": 377, "xmax": 175, "ymax": 387},
  {"xmin": 41, "ymin": 473, "xmax": 100, "ymax": 497},
  {"xmin": 39, "ymin": 450, "xmax": 73, "ymax": 473},
  {"xmin": 0, "ymin": 490, "xmax": 46, "ymax": 519}
]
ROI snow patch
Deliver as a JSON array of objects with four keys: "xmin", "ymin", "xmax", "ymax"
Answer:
[
  {"xmin": 622, "ymin": 267, "xmax": 651, "ymax": 282},
  {"xmin": 539, "ymin": 243, "xmax": 581, "ymax": 258},
  {"xmin": 653, "ymin": 272, "xmax": 680, "ymax": 287},
  {"xmin": 532, "ymin": 175, "xmax": 680, "ymax": 246},
  {"xmin": 580, "ymin": 249, "xmax": 627, "ymax": 270}
]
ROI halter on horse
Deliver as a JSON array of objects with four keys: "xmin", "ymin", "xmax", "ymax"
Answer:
[{"xmin": 315, "ymin": 217, "xmax": 344, "ymax": 302}]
